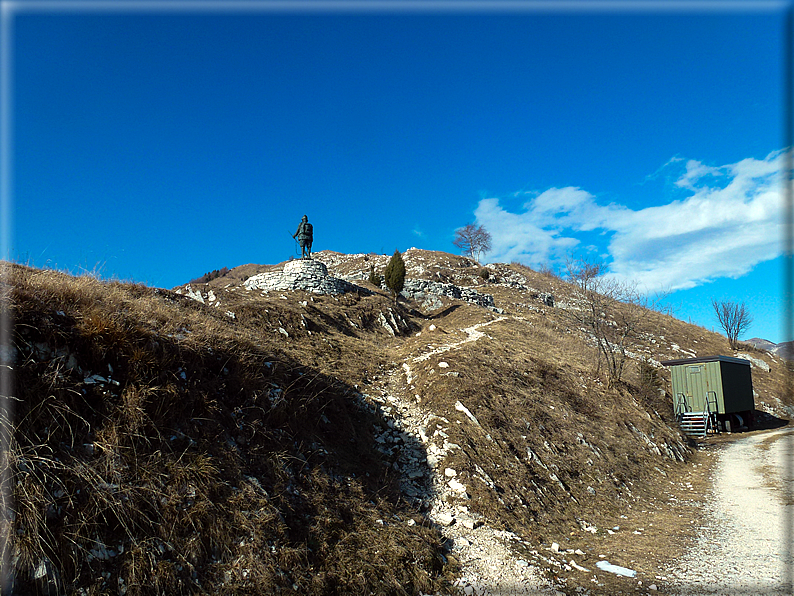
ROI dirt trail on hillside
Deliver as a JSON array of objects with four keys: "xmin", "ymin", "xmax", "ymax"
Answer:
[
  {"xmin": 665, "ymin": 427, "xmax": 794, "ymax": 595},
  {"xmin": 370, "ymin": 313, "xmax": 564, "ymax": 595}
]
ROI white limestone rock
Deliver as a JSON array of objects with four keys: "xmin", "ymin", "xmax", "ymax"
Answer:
[{"xmin": 243, "ymin": 259, "xmax": 371, "ymax": 296}]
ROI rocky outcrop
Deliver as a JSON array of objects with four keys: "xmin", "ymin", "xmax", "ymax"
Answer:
[
  {"xmin": 243, "ymin": 259, "xmax": 371, "ymax": 296},
  {"xmin": 378, "ymin": 308, "xmax": 411, "ymax": 336},
  {"xmin": 400, "ymin": 279, "xmax": 497, "ymax": 311},
  {"xmin": 735, "ymin": 353, "xmax": 771, "ymax": 372}
]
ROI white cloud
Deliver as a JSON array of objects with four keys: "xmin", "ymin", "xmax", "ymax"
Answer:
[
  {"xmin": 675, "ymin": 159, "xmax": 725, "ymax": 190},
  {"xmin": 475, "ymin": 149, "xmax": 787, "ymax": 293}
]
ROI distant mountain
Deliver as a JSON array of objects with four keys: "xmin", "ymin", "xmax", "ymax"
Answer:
[
  {"xmin": 745, "ymin": 337, "xmax": 792, "ymax": 361},
  {"xmin": 774, "ymin": 341, "xmax": 794, "ymax": 360},
  {"xmin": 745, "ymin": 337, "xmax": 776, "ymax": 351}
]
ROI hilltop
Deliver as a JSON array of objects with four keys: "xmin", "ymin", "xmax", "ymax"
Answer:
[{"xmin": 5, "ymin": 249, "xmax": 791, "ymax": 595}]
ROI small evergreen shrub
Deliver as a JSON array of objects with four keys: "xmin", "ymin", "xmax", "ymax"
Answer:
[
  {"xmin": 368, "ymin": 265, "xmax": 381, "ymax": 287},
  {"xmin": 384, "ymin": 250, "xmax": 406, "ymax": 302}
]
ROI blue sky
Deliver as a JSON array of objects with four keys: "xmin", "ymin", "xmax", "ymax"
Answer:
[{"xmin": 5, "ymin": 1, "xmax": 792, "ymax": 344}]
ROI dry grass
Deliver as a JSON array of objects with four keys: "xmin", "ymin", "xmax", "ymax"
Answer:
[
  {"xmin": 4, "ymin": 254, "xmax": 790, "ymax": 595},
  {"xmin": 401, "ymin": 315, "xmax": 689, "ymax": 537},
  {"xmin": 5, "ymin": 263, "xmax": 456, "ymax": 595}
]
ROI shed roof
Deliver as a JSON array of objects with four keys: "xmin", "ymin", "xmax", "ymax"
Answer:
[{"xmin": 659, "ymin": 355, "xmax": 751, "ymax": 367}]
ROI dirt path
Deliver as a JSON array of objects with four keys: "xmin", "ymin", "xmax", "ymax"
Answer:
[
  {"xmin": 368, "ymin": 314, "xmax": 565, "ymax": 595},
  {"xmin": 665, "ymin": 427, "xmax": 794, "ymax": 595}
]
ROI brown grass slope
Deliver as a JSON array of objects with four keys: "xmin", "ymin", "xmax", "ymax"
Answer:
[
  {"xmin": 3, "ymin": 251, "xmax": 790, "ymax": 595},
  {"xmin": 6, "ymin": 264, "xmax": 453, "ymax": 595}
]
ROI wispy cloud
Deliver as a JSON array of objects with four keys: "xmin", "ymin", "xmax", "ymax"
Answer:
[{"xmin": 475, "ymin": 149, "xmax": 787, "ymax": 293}]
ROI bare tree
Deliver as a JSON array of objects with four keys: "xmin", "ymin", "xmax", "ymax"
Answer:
[
  {"xmin": 566, "ymin": 257, "xmax": 604, "ymax": 293},
  {"xmin": 565, "ymin": 256, "xmax": 647, "ymax": 387},
  {"xmin": 453, "ymin": 224, "xmax": 492, "ymax": 263},
  {"xmin": 711, "ymin": 299, "xmax": 753, "ymax": 349}
]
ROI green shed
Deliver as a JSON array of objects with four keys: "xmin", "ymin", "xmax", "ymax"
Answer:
[{"xmin": 661, "ymin": 355, "xmax": 755, "ymax": 433}]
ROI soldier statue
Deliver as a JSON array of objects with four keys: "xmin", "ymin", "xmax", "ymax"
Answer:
[{"xmin": 292, "ymin": 215, "xmax": 313, "ymax": 259}]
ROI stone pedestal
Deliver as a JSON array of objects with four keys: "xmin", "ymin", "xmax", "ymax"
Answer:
[
  {"xmin": 244, "ymin": 258, "xmax": 368, "ymax": 295},
  {"xmin": 282, "ymin": 259, "xmax": 328, "ymax": 277}
]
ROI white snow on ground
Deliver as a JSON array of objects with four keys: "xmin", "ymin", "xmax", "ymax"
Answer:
[
  {"xmin": 595, "ymin": 561, "xmax": 636, "ymax": 578},
  {"xmin": 666, "ymin": 427, "xmax": 794, "ymax": 595}
]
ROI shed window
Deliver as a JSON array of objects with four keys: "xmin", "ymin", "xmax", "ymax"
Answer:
[{"xmin": 687, "ymin": 366, "xmax": 701, "ymax": 373}]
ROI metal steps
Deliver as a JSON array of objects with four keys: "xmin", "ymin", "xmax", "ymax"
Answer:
[{"xmin": 679, "ymin": 411, "xmax": 712, "ymax": 438}]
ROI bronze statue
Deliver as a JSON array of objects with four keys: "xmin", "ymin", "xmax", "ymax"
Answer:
[{"xmin": 292, "ymin": 215, "xmax": 313, "ymax": 259}]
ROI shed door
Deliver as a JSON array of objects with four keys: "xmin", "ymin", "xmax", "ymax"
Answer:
[{"xmin": 683, "ymin": 365, "xmax": 708, "ymax": 411}]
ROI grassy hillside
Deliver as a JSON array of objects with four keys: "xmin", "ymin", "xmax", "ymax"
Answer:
[{"xmin": 3, "ymin": 251, "xmax": 790, "ymax": 595}]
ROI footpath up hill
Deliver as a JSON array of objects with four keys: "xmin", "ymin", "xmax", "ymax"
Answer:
[{"xmin": 5, "ymin": 250, "xmax": 790, "ymax": 595}]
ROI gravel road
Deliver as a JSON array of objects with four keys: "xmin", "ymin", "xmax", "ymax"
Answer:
[{"xmin": 666, "ymin": 427, "xmax": 794, "ymax": 595}]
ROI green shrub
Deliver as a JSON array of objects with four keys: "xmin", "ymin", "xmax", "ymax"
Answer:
[
  {"xmin": 384, "ymin": 250, "xmax": 405, "ymax": 302},
  {"xmin": 368, "ymin": 265, "xmax": 380, "ymax": 287}
]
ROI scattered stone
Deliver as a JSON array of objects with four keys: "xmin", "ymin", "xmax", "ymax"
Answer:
[
  {"xmin": 183, "ymin": 285, "xmax": 205, "ymax": 303},
  {"xmin": 570, "ymin": 559, "xmax": 590, "ymax": 572},
  {"xmin": 83, "ymin": 374, "xmax": 107, "ymax": 384},
  {"xmin": 449, "ymin": 479, "xmax": 467, "ymax": 493},
  {"xmin": 32, "ymin": 557, "xmax": 60, "ymax": 596},
  {"xmin": 461, "ymin": 517, "xmax": 480, "ymax": 530},
  {"xmin": 437, "ymin": 511, "xmax": 455, "ymax": 526},
  {"xmin": 455, "ymin": 401, "xmax": 481, "ymax": 426}
]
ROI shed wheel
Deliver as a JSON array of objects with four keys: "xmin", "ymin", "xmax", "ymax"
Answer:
[{"xmin": 730, "ymin": 413, "xmax": 747, "ymax": 431}]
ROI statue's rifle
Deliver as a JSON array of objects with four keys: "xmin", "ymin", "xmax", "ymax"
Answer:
[{"xmin": 289, "ymin": 232, "xmax": 300, "ymax": 256}]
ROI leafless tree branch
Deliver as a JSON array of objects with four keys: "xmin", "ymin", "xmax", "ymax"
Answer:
[
  {"xmin": 565, "ymin": 256, "xmax": 649, "ymax": 387},
  {"xmin": 711, "ymin": 299, "xmax": 753, "ymax": 349},
  {"xmin": 453, "ymin": 224, "xmax": 492, "ymax": 263}
]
